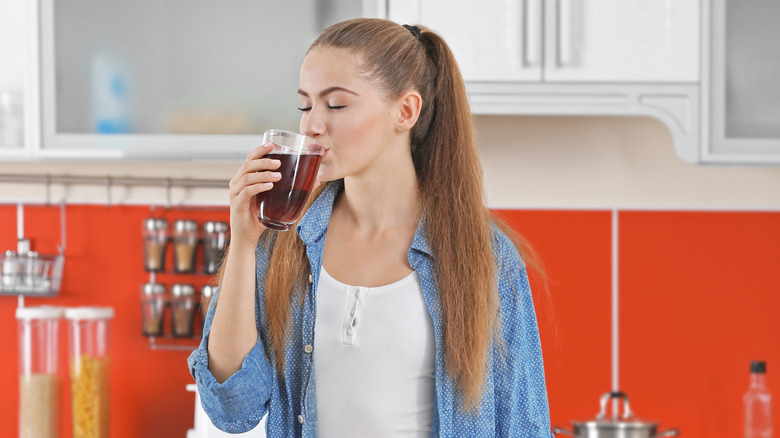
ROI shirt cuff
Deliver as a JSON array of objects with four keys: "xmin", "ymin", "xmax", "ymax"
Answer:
[{"xmin": 187, "ymin": 337, "xmax": 274, "ymax": 433}]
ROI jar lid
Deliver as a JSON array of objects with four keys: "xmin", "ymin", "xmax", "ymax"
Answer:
[
  {"xmin": 65, "ymin": 307, "xmax": 114, "ymax": 320},
  {"xmin": 4, "ymin": 250, "xmax": 16, "ymax": 257},
  {"xmin": 204, "ymin": 221, "xmax": 229, "ymax": 233},
  {"xmin": 201, "ymin": 285, "xmax": 218, "ymax": 298},
  {"xmin": 144, "ymin": 218, "xmax": 168, "ymax": 230},
  {"xmin": 16, "ymin": 305, "xmax": 65, "ymax": 320},
  {"xmin": 142, "ymin": 283, "xmax": 166, "ymax": 295},
  {"xmin": 172, "ymin": 284, "xmax": 195, "ymax": 296},
  {"xmin": 174, "ymin": 220, "xmax": 198, "ymax": 232}
]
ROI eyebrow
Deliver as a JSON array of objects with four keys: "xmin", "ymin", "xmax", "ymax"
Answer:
[{"xmin": 297, "ymin": 86, "xmax": 360, "ymax": 98}]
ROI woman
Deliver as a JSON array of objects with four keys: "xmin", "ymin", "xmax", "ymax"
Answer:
[{"xmin": 188, "ymin": 18, "xmax": 552, "ymax": 437}]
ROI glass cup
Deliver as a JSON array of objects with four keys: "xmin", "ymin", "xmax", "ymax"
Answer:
[{"xmin": 255, "ymin": 129, "xmax": 324, "ymax": 231}]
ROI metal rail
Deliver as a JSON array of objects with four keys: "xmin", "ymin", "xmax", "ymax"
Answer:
[{"xmin": 0, "ymin": 173, "xmax": 228, "ymax": 189}]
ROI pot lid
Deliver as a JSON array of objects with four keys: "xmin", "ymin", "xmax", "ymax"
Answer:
[{"xmin": 572, "ymin": 391, "xmax": 659, "ymax": 428}]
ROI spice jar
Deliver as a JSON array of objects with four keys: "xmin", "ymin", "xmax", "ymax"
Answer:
[
  {"xmin": 143, "ymin": 218, "xmax": 168, "ymax": 272},
  {"xmin": 173, "ymin": 220, "xmax": 198, "ymax": 273},
  {"xmin": 66, "ymin": 307, "xmax": 113, "ymax": 438},
  {"xmin": 1, "ymin": 250, "xmax": 18, "ymax": 291},
  {"xmin": 140, "ymin": 283, "xmax": 166, "ymax": 336},
  {"xmin": 202, "ymin": 221, "xmax": 228, "ymax": 274},
  {"xmin": 200, "ymin": 285, "xmax": 218, "ymax": 322},
  {"xmin": 20, "ymin": 251, "xmax": 39, "ymax": 293},
  {"xmin": 171, "ymin": 284, "xmax": 197, "ymax": 338},
  {"xmin": 17, "ymin": 306, "xmax": 64, "ymax": 438}
]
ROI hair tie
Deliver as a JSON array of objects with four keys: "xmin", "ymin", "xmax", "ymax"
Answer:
[{"xmin": 403, "ymin": 24, "xmax": 422, "ymax": 42}]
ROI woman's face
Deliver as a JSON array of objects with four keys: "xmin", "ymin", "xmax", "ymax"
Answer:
[{"xmin": 298, "ymin": 47, "xmax": 400, "ymax": 182}]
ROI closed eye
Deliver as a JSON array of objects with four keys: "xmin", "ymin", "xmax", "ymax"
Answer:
[{"xmin": 298, "ymin": 105, "xmax": 346, "ymax": 112}]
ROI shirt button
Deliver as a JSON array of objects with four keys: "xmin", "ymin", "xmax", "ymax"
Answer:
[
  {"xmin": 304, "ymin": 344, "xmax": 313, "ymax": 354},
  {"xmin": 346, "ymin": 328, "xmax": 353, "ymax": 336},
  {"xmin": 298, "ymin": 414, "xmax": 304, "ymax": 424},
  {"xmin": 354, "ymin": 288, "xmax": 360, "ymax": 298},
  {"xmin": 350, "ymin": 309, "xmax": 355, "ymax": 317},
  {"xmin": 308, "ymin": 274, "xmax": 313, "ymax": 283}
]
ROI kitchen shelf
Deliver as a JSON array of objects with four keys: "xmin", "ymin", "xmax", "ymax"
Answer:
[{"xmin": 148, "ymin": 334, "xmax": 202, "ymax": 351}]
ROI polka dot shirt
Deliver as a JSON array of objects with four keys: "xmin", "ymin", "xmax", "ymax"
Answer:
[{"xmin": 188, "ymin": 180, "xmax": 553, "ymax": 437}]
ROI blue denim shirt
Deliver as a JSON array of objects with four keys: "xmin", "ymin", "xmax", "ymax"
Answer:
[{"xmin": 188, "ymin": 181, "xmax": 553, "ymax": 437}]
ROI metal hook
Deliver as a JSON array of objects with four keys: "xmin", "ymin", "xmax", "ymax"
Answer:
[
  {"xmin": 165, "ymin": 178, "xmax": 172, "ymax": 210},
  {"xmin": 44, "ymin": 174, "xmax": 51, "ymax": 207},
  {"xmin": 106, "ymin": 176, "xmax": 112, "ymax": 208}
]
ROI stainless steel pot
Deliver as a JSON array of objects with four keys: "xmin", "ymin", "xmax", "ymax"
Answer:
[{"xmin": 552, "ymin": 392, "xmax": 679, "ymax": 438}]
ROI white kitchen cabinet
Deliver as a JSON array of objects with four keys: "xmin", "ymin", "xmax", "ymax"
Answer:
[
  {"xmin": 2, "ymin": 0, "xmax": 385, "ymax": 161},
  {"xmin": 390, "ymin": 0, "xmax": 699, "ymax": 83},
  {"xmin": 0, "ymin": 0, "xmax": 36, "ymax": 160},
  {"xmin": 698, "ymin": 0, "xmax": 780, "ymax": 164}
]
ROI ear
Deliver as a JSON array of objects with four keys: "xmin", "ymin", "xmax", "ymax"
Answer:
[{"xmin": 394, "ymin": 90, "xmax": 422, "ymax": 133}]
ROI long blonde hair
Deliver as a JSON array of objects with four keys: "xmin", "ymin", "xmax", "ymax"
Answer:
[{"xmin": 252, "ymin": 18, "xmax": 547, "ymax": 411}]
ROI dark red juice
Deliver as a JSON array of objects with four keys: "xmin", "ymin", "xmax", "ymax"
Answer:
[{"xmin": 256, "ymin": 152, "xmax": 322, "ymax": 230}]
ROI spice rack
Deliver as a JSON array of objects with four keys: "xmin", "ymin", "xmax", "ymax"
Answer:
[
  {"xmin": 0, "ymin": 204, "xmax": 66, "ymax": 298},
  {"xmin": 142, "ymin": 217, "xmax": 227, "ymax": 351}
]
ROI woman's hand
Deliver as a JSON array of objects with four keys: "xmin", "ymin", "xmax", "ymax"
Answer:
[{"xmin": 228, "ymin": 143, "xmax": 282, "ymax": 246}]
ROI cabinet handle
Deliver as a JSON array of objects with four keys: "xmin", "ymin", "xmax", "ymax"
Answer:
[
  {"xmin": 524, "ymin": 0, "xmax": 542, "ymax": 67},
  {"xmin": 557, "ymin": 0, "xmax": 576, "ymax": 67}
]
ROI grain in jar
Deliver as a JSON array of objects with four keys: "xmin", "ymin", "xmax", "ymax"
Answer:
[
  {"xmin": 173, "ymin": 220, "xmax": 198, "ymax": 273},
  {"xmin": 16, "ymin": 306, "xmax": 65, "ymax": 438},
  {"xmin": 66, "ymin": 307, "xmax": 113, "ymax": 438}
]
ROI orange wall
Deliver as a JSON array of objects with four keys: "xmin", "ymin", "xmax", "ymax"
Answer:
[{"xmin": 1, "ymin": 205, "xmax": 778, "ymax": 437}]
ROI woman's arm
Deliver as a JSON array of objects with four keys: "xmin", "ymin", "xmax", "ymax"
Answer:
[
  {"xmin": 186, "ymin": 144, "xmax": 281, "ymax": 433},
  {"xmin": 208, "ymin": 240, "xmax": 261, "ymax": 382}
]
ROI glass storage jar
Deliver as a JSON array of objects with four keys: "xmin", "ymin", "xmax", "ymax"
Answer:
[
  {"xmin": 65, "ymin": 307, "xmax": 113, "ymax": 438},
  {"xmin": 173, "ymin": 220, "xmax": 198, "ymax": 273},
  {"xmin": 202, "ymin": 221, "xmax": 228, "ymax": 274},
  {"xmin": 171, "ymin": 284, "xmax": 197, "ymax": 338},
  {"xmin": 17, "ymin": 306, "xmax": 65, "ymax": 438},
  {"xmin": 143, "ymin": 218, "xmax": 168, "ymax": 272},
  {"xmin": 140, "ymin": 283, "xmax": 166, "ymax": 336},
  {"xmin": 200, "ymin": 285, "xmax": 218, "ymax": 322}
]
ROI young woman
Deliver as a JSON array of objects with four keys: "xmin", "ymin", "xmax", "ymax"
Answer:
[{"xmin": 188, "ymin": 18, "xmax": 552, "ymax": 437}]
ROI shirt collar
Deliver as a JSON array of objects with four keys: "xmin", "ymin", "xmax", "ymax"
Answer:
[
  {"xmin": 297, "ymin": 180, "xmax": 342, "ymax": 246},
  {"xmin": 296, "ymin": 179, "xmax": 433, "ymax": 259}
]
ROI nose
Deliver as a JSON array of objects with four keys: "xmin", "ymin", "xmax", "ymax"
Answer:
[{"xmin": 300, "ymin": 109, "xmax": 325, "ymax": 138}]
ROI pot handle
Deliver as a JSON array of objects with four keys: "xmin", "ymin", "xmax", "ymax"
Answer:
[
  {"xmin": 654, "ymin": 429, "xmax": 680, "ymax": 437},
  {"xmin": 552, "ymin": 427, "xmax": 576, "ymax": 436},
  {"xmin": 597, "ymin": 391, "xmax": 633, "ymax": 420}
]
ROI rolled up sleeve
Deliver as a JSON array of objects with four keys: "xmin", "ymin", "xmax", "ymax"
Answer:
[
  {"xmin": 186, "ymin": 232, "xmax": 278, "ymax": 433},
  {"xmin": 188, "ymin": 337, "xmax": 274, "ymax": 433}
]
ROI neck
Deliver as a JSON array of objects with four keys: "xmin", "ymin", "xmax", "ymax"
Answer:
[
  {"xmin": 751, "ymin": 373, "xmax": 767, "ymax": 388},
  {"xmin": 339, "ymin": 145, "xmax": 420, "ymax": 233}
]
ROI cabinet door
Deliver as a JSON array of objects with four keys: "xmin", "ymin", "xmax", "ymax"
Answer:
[
  {"xmin": 38, "ymin": 0, "xmax": 369, "ymax": 160},
  {"xmin": 543, "ymin": 0, "xmax": 699, "ymax": 82},
  {"xmin": 389, "ymin": 0, "xmax": 544, "ymax": 82},
  {"xmin": 707, "ymin": 0, "xmax": 780, "ymax": 162},
  {"xmin": 0, "ymin": 0, "xmax": 32, "ymax": 157}
]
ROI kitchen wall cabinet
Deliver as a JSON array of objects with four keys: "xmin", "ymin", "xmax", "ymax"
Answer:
[
  {"xmin": 0, "ymin": 0, "xmax": 385, "ymax": 161},
  {"xmin": 389, "ymin": 0, "xmax": 703, "ymax": 164},
  {"xmin": 0, "ymin": 0, "xmax": 34, "ymax": 159},
  {"xmin": 700, "ymin": 0, "xmax": 780, "ymax": 164},
  {"xmin": 390, "ymin": 0, "xmax": 699, "ymax": 83}
]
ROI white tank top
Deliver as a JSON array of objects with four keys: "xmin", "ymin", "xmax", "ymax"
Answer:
[{"xmin": 314, "ymin": 267, "xmax": 435, "ymax": 438}]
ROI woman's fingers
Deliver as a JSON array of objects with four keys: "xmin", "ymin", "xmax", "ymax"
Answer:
[
  {"xmin": 229, "ymin": 158, "xmax": 281, "ymax": 192},
  {"xmin": 231, "ymin": 172, "xmax": 280, "ymax": 199}
]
